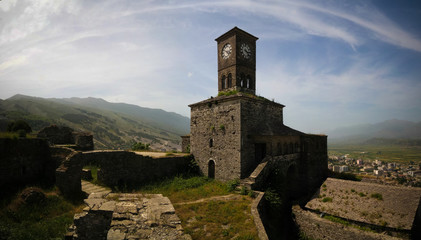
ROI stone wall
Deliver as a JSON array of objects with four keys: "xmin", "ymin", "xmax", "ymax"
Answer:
[
  {"xmin": 293, "ymin": 205, "xmax": 402, "ymax": 240},
  {"xmin": 37, "ymin": 125, "xmax": 75, "ymax": 144},
  {"xmin": 181, "ymin": 135, "xmax": 190, "ymax": 153},
  {"xmin": 299, "ymin": 134, "xmax": 328, "ymax": 196},
  {"xmin": 67, "ymin": 193, "xmax": 190, "ymax": 240},
  {"xmin": 240, "ymin": 98, "xmax": 286, "ymax": 178},
  {"xmin": 0, "ymin": 138, "xmax": 54, "ymax": 194},
  {"xmin": 56, "ymin": 151, "xmax": 84, "ymax": 199},
  {"xmin": 189, "ymin": 96, "xmax": 242, "ymax": 180},
  {"xmin": 37, "ymin": 125, "xmax": 94, "ymax": 151},
  {"xmin": 251, "ymin": 191, "xmax": 269, "ymax": 240},
  {"xmin": 73, "ymin": 133, "xmax": 94, "ymax": 151},
  {"xmin": 80, "ymin": 151, "xmax": 192, "ymax": 188}
]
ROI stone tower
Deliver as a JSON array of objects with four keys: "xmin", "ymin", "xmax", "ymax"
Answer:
[
  {"xmin": 187, "ymin": 27, "xmax": 327, "ymax": 186},
  {"xmin": 216, "ymin": 27, "xmax": 258, "ymax": 95}
]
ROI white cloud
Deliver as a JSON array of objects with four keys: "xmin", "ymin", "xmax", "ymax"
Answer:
[
  {"xmin": 0, "ymin": 0, "xmax": 420, "ymax": 129},
  {"xmin": 0, "ymin": 0, "xmax": 17, "ymax": 11},
  {"xmin": 0, "ymin": 55, "xmax": 27, "ymax": 72}
]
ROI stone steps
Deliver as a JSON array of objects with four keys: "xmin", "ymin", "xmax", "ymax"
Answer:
[{"xmin": 81, "ymin": 180, "xmax": 111, "ymax": 195}]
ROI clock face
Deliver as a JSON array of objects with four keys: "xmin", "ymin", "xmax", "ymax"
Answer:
[
  {"xmin": 240, "ymin": 43, "xmax": 252, "ymax": 59},
  {"xmin": 221, "ymin": 43, "xmax": 232, "ymax": 59}
]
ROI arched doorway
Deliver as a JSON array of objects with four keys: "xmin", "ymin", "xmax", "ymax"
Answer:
[{"xmin": 208, "ymin": 160, "xmax": 215, "ymax": 179}]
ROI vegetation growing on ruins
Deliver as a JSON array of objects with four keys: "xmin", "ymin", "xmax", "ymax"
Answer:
[
  {"xmin": 176, "ymin": 198, "xmax": 258, "ymax": 240},
  {"xmin": 83, "ymin": 165, "xmax": 100, "ymax": 185},
  {"xmin": 0, "ymin": 188, "xmax": 83, "ymax": 240},
  {"xmin": 217, "ymin": 90, "xmax": 239, "ymax": 97},
  {"xmin": 135, "ymin": 176, "xmax": 231, "ymax": 203},
  {"xmin": 133, "ymin": 176, "xmax": 258, "ymax": 239}
]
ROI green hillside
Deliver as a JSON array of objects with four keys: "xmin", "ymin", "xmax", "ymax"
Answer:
[{"xmin": 0, "ymin": 94, "xmax": 190, "ymax": 150}]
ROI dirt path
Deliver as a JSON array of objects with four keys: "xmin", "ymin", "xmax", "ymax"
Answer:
[{"xmin": 173, "ymin": 194, "xmax": 244, "ymax": 205}]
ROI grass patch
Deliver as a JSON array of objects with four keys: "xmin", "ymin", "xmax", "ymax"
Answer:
[
  {"xmin": 323, "ymin": 215, "xmax": 376, "ymax": 233},
  {"xmin": 0, "ymin": 189, "xmax": 83, "ymax": 240},
  {"xmin": 0, "ymin": 132, "xmax": 36, "ymax": 139},
  {"xmin": 370, "ymin": 193, "xmax": 383, "ymax": 200},
  {"xmin": 135, "ymin": 176, "xmax": 231, "ymax": 203},
  {"xmin": 135, "ymin": 176, "xmax": 258, "ymax": 239},
  {"xmin": 323, "ymin": 215, "xmax": 350, "ymax": 226},
  {"xmin": 83, "ymin": 165, "xmax": 99, "ymax": 185},
  {"xmin": 176, "ymin": 199, "xmax": 258, "ymax": 240},
  {"xmin": 218, "ymin": 90, "xmax": 239, "ymax": 97},
  {"xmin": 322, "ymin": 197, "xmax": 333, "ymax": 203}
]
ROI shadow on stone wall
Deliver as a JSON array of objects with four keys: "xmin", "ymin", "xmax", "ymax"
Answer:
[
  {"xmin": 82, "ymin": 151, "xmax": 195, "ymax": 190},
  {"xmin": 0, "ymin": 138, "xmax": 55, "ymax": 198},
  {"xmin": 54, "ymin": 150, "xmax": 195, "ymax": 199}
]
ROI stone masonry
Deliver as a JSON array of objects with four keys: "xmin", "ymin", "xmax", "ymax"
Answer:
[
  {"xmin": 37, "ymin": 125, "xmax": 94, "ymax": 150},
  {"xmin": 67, "ymin": 192, "xmax": 191, "ymax": 240},
  {"xmin": 187, "ymin": 27, "xmax": 328, "ymax": 189}
]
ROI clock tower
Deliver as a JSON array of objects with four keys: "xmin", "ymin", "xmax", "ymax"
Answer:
[{"xmin": 216, "ymin": 27, "xmax": 258, "ymax": 95}]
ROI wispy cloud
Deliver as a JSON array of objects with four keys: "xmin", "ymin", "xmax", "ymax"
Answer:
[{"xmin": 0, "ymin": 0, "xmax": 420, "ymax": 132}]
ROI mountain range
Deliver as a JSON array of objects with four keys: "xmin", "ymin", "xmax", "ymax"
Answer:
[
  {"xmin": 327, "ymin": 119, "xmax": 421, "ymax": 144},
  {"xmin": 0, "ymin": 94, "xmax": 190, "ymax": 150},
  {"xmin": 1, "ymin": 94, "xmax": 419, "ymax": 148}
]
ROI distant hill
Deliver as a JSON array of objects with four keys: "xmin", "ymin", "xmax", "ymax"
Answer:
[
  {"xmin": 328, "ymin": 119, "xmax": 421, "ymax": 144},
  {"xmin": 0, "ymin": 94, "xmax": 190, "ymax": 150}
]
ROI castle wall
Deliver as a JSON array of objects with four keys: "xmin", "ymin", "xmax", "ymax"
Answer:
[
  {"xmin": 0, "ymin": 138, "xmax": 55, "ymax": 194},
  {"xmin": 299, "ymin": 134, "xmax": 328, "ymax": 193},
  {"xmin": 240, "ymin": 98, "xmax": 285, "ymax": 177},
  {"xmin": 81, "ymin": 151, "xmax": 192, "ymax": 187},
  {"xmin": 190, "ymin": 97, "xmax": 242, "ymax": 180},
  {"xmin": 181, "ymin": 135, "xmax": 190, "ymax": 153}
]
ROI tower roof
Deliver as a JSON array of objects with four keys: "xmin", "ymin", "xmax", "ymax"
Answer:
[{"xmin": 215, "ymin": 26, "xmax": 259, "ymax": 42}]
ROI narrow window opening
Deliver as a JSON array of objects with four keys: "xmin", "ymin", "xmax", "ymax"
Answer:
[
  {"xmin": 208, "ymin": 160, "xmax": 215, "ymax": 178},
  {"xmin": 227, "ymin": 73, "xmax": 232, "ymax": 88},
  {"xmin": 221, "ymin": 75, "xmax": 226, "ymax": 89}
]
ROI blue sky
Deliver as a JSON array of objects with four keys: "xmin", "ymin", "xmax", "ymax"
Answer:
[{"xmin": 1, "ymin": 0, "xmax": 420, "ymax": 133}]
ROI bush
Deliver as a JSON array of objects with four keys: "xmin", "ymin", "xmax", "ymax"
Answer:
[
  {"xmin": 7, "ymin": 120, "xmax": 32, "ymax": 134},
  {"xmin": 131, "ymin": 142, "xmax": 150, "ymax": 151},
  {"xmin": 240, "ymin": 186, "xmax": 248, "ymax": 195},
  {"xmin": 264, "ymin": 189, "xmax": 282, "ymax": 210},
  {"xmin": 322, "ymin": 197, "xmax": 333, "ymax": 202},
  {"xmin": 328, "ymin": 170, "xmax": 361, "ymax": 181},
  {"xmin": 226, "ymin": 179, "xmax": 240, "ymax": 192},
  {"xmin": 370, "ymin": 193, "xmax": 383, "ymax": 200}
]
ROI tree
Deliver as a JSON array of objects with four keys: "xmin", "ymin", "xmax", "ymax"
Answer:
[
  {"xmin": 131, "ymin": 142, "xmax": 150, "ymax": 151},
  {"xmin": 7, "ymin": 120, "xmax": 32, "ymax": 134}
]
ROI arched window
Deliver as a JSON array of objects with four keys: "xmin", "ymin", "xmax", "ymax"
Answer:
[
  {"xmin": 283, "ymin": 143, "xmax": 288, "ymax": 154},
  {"xmin": 227, "ymin": 73, "xmax": 232, "ymax": 88},
  {"xmin": 221, "ymin": 75, "xmax": 226, "ymax": 89},
  {"xmin": 247, "ymin": 75, "xmax": 252, "ymax": 89},
  {"xmin": 240, "ymin": 73, "xmax": 245, "ymax": 87},
  {"xmin": 295, "ymin": 143, "xmax": 300, "ymax": 153}
]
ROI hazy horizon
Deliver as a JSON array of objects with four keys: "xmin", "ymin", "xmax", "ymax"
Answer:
[{"xmin": 1, "ymin": 0, "xmax": 421, "ymax": 133}]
